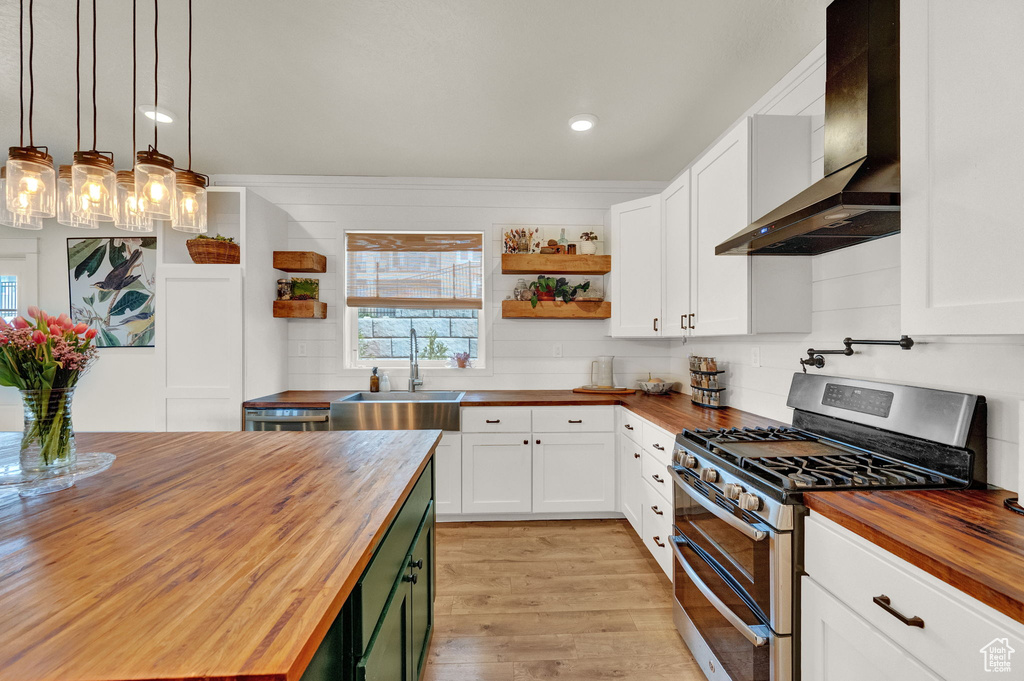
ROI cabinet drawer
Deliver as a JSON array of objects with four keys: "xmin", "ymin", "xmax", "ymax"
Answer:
[
  {"xmin": 642, "ymin": 481, "xmax": 673, "ymax": 578},
  {"xmin": 355, "ymin": 460, "xmax": 433, "ymax": 654},
  {"xmin": 641, "ymin": 421, "xmax": 674, "ymax": 466},
  {"xmin": 641, "ymin": 450, "xmax": 672, "ymax": 504},
  {"xmin": 806, "ymin": 513, "xmax": 1024, "ymax": 681},
  {"xmin": 619, "ymin": 408, "xmax": 643, "ymax": 443},
  {"xmin": 461, "ymin": 407, "xmax": 532, "ymax": 432},
  {"xmin": 532, "ymin": 406, "xmax": 615, "ymax": 433}
]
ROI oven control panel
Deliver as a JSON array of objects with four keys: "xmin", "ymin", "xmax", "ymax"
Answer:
[{"xmin": 822, "ymin": 382, "xmax": 894, "ymax": 418}]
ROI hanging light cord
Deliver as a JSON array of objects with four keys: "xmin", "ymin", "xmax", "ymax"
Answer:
[
  {"xmin": 187, "ymin": 0, "xmax": 192, "ymax": 170},
  {"xmin": 153, "ymin": 0, "xmax": 158, "ymax": 150},
  {"xmin": 76, "ymin": 0, "xmax": 80, "ymax": 150},
  {"xmin": 28, "ymin": 0, "xmax": 35, "ymax": 147},
  {"xmin": 18, "ymin": 0, "xmax": 23, "ymax": 147},
  {"xmin": 132, "ymin": 0, "xmax": 136, "ymax": 162},
  {"xmin": 91, "ymin": 0, "xmax": 97, "ymax": 151}
]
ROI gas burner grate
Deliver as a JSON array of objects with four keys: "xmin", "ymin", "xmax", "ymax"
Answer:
[
  {"xmin": 688, "ymin": 426, "xmax": 815, "ymax": 444},
  {"xmin": 744, "ymin": 453, "xmax": 947, "ymax": 490}
]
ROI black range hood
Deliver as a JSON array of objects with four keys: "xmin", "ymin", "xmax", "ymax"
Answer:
[{"xmin": 717, "ymin": 0, "xmax": 900, "ymax": 256}]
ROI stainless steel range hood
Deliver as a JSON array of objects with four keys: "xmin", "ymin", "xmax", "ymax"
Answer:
[{"xmin": 717, "ymin": 0, "xmax": 900, "ymax": 256}]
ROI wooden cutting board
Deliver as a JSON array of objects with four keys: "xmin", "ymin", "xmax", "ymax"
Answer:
[{"xmin": 573, "ymin": 386, "xmax": 637, "ymax": 395}]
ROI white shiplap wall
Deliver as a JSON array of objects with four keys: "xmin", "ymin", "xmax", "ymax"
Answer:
[
  {"xmin": 210, "ymin": 176, "xmax": 676, "ymax": 391},
  {"xmin": 671, "ymin": 42, "xmax": 1023, "ymax": 491}
]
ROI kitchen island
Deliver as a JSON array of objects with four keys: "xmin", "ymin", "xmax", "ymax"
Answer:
[{"xmin": 0, "ymin": 430, "xmax": 441, "ymax": 681}]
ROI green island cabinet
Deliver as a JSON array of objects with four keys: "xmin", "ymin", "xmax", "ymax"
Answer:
[{"xmin": 302, "ymin": 459, "xmax": 435, "ymax": 681}]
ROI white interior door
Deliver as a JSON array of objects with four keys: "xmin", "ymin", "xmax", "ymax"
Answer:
[{"xmin": 156, "ymin": 264, "xmax": 243, "ymax": 431}]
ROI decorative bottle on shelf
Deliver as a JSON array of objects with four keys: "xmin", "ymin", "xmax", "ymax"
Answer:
[
  {"xmin": 513, "ymin": 278, "xmax": 529, "ymax": 301},
  {"xmin": 370, "ymin": 367, "xmax": 380, "ymax": 393},
  {"xmin": 557, "ymin": 228, "xmax": 568, "ymax": 246}
]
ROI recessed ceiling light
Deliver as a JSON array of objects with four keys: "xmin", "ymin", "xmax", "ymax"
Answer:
[
  {"xmin": 138, "ymin": 105, "xmax": 175, "ymax": 124},
  {"xmin": 569, "ymin": 114, "xmax": 597, "ymax": 132}
]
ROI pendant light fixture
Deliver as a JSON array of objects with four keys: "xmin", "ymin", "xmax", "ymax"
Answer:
[
  {"xmin": 58, "ymin": 1, "xmax": 97, "ymax": 229},
  {"xmin": 115, "ymin": 0, "xmax": 153, "ymax": 231},
  {"xmin": 136, "ymin": 0, "xmax": 175, "ymax": 221},
  {"xmin": 6, "ymin": 0, "xmax": 56, "ymax": 219},
  {"xmin": 172, "ymin": 0, "xmax": 208, "ymax": 233},
  {"xmin": 71, "ymin": 0, "xmax": 116, "ymax": 223},
  {"xmin": 0, "ymin": 167, "xmax": 44, "ymax": 230}
]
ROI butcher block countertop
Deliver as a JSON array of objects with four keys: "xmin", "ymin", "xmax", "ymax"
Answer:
[
  {"xmin": 805, "ymin": 489, "xmax": 1024, "ymax": 625},
  {"xmin": 0, "ymin": 430, "xmax": 441, "ymax": 681},
  {"xmin": 243, "ymin": 389, "xmax": 783, "ymax": 433}
]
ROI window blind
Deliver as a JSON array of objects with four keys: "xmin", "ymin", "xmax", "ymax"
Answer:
[{"xmin": 346, "ymin": 232, "xmax": 484, "ymax": 310}]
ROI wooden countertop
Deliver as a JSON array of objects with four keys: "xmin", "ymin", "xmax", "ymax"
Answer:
[
  {"xmin": 243, "ymin": 389, "xmax": 782, "ymax": 434},
  {"xmin": 805, "ymin": 489, "xmax": 1024, "ymax": 625},
  {"xmin": 0, "ymin": 430, "xmax": 441, "ymax": 681}
]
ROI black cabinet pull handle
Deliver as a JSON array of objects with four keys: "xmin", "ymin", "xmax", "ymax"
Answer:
[
  {"xmin": 536, "ymin": 439, "xmax": 541, "ymax": 445},
  {"xmin": 486, "ymin": 419, "xmax": 501, "ymax": 423},
  {"xmin": 409, "ymin": 559, "xmax": 423, "ymax": 570},
  {"xmin": 523, "ymin": 439, "xmax": 529, "ymax": 445},
  {"xmin": 403, "ymin": 573, "xmax": 419, "ymax": 584},
  {"xmin": 651, "ymin": 505, "xmax": 664, "ymax": 515},
  {"xmin": 653, "ymin": 536, "xmax": 666, "ymax": 547},
  {"xmin": 653, "ymin": 444, "xmax": 665, "ymax": 451},
  {"xmin": 653, "ymin": 317, "xmax": 659, "ymax": 332},
  {"xmin": 633, "ymin": 452, "xmax": 640, "ymax": 459},
  {"xmin": 568, "ymin": 419, "xmax": 583, "ymax": 424},
  {"xmin": 652, "ymin": 474, "xmax": 664, "ymax": 483},
  {"xmin": 624, "ymin": 424, "xmax": 634, "ymax": 430},
  {"xmin": 688, "ymin": 313, "xmax": 695, "ymax": 330},
  {"xmin": 873, "ymin": 595, "xmax": 924, "ymax": 628}
]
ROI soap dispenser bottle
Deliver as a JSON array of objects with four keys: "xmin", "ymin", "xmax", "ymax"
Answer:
[
  {"xmin": 379, "ymin": 370, "xmax": 391, "ymax": 393},
  {"xmin": 370, "ymin": 367, "xmax": 380, "ymax": 392}
]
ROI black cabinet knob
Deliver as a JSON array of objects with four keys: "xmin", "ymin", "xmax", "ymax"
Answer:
[
  {"xmin": 409, "ymin": 559, "xmax": 424, "ymax": 570},
  {"xmin": 403, "ymin": 573, "xmax": 419, "ymax": 584}
]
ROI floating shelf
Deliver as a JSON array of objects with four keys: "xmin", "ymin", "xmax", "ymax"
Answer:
[
  {"xmin": 501, "ymin": 254, "xmax": 611, "ymax": 275},
  {"xmin": 274, "ymin": 251, "xmax": 327, "ymax": 273},
  {"xmin": 273, "ymin": 300, "xmax": 328, "ymax": 319},
  {"xmin": 501, "ymin": 300, "xmax": 611, "ymax": 319}
]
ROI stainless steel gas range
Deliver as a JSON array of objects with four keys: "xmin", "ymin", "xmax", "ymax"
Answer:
[{"xmin": 669, "ymin": 373, "xmax": 987, "ymax": 681}]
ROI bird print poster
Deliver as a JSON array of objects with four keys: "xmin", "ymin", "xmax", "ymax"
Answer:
[{"xmin": 67, "ymin": 237, "xmax": 156, "ymax": 347}]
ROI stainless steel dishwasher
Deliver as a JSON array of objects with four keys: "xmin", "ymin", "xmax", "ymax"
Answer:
[{"xmin": 243, "ymin": 407, "xmax": 330, "ymax": 431}]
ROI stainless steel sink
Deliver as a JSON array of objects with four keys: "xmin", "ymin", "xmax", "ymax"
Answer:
[{"xmin": 329, "ymin": 391, "xmax": 465, "ymax": 431}]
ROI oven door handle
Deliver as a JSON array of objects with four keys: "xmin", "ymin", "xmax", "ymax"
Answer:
[
  {"xmin": 244, "ymin": 413, "xmax": 330, "ymax": 424},
  {"xmin": 672, "ymin": 536, "xmax": 773, "ymax": 647},
  {"xmin": 670, "ymin": 467, "xmax": 769, "ymax": 542}
]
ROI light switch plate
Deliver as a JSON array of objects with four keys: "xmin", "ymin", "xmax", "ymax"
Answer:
[
  {"xmin": 552, "ymin": 343, "xmax": 563, "ymax": 358},
  {"xmin": 751, "ymin": 346, "xmax": 761, "ymax": 368}
]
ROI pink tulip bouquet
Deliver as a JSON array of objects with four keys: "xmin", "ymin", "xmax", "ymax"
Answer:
[{"xmin": 0, "ymin": 306, "xmax": 99, "ymax": 471}]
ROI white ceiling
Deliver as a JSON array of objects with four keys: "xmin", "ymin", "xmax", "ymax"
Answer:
[{"xmin": 0, "ymin": 0, "xmax": 827, "ymax": 181}]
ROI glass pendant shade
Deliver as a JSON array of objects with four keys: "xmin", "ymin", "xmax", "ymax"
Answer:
[
  {"xmin": 58, "ymin": 165, "xmax": 98, "ymax": 229},
  {"xmin": 0, "ymin": 168, "xmax": 43, "ymax": 230},
  {"xmin": 171, "ymin": 170, "xmax": 207, "ymax": 233},
  {"xmin": 71, "ymin": 152, "xmax": 116, "ymax": 222},
  {"xmin": 135, "ymin": 149, "xmax": 176, "ymax": 220},
  {"xmin": 114, "ymin": 170, "xmax": 154, "ymax": 232},
  {"xmin": 6, "ymin": 147, "xmax": 56, "ymax": 218}
]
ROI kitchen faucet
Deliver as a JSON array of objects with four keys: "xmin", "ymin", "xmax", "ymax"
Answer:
[{"xmin": 409, "ymin": 328, "xmax": 423, "ymax": 392}]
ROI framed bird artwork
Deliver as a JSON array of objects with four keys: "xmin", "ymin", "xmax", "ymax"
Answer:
[{"xmin": 67, "ymin": 238, "xmax": 157, "ymax": 347}]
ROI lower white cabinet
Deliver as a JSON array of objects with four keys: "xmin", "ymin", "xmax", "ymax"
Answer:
[
  {"xmin": 618, "ymin": 436, "xmax": 642, "ymax": 535},
  {"xmin": 461, "ymin": 433, "xmax": 532, "ymax": 513},
  {"xmin": 532, "ymin": 432, "xmax": 616, "ymax": 513},
  {"xmin": 641, "ymin": 480, "xmax": 673, "ymax": 578},
  {"xmin": 802, "ymin": 577, "xmax": 942, "ymax": 681},
  {"xmin": 433, "ymin": 433, "xmax": 462, "ymax": 515}
]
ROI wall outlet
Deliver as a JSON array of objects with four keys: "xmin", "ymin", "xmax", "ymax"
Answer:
[
  {"xmin": 751, "ymin": 346, "xmax": 761, "ymax": 368},
  {"xmin": 297, "ymin": 343, "xmax": 308, "ymax": 357},
  {"xmin": 552, "ymin": 343, "xmax": 563, "ymax": 358}
]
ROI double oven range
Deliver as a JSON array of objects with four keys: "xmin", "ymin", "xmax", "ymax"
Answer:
[{"xmin": 669, "ymin": 373, "xmax": 987, "ymax": 681}]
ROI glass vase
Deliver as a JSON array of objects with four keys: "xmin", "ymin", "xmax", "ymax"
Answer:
[{"xmin": 19, "ymin": 388, "xmax": 77, "ymax": 474}]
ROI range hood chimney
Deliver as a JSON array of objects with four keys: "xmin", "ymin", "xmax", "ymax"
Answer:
[{"xmin": 717, "ymin": 0, "xmax": 900, "ymax": 256}]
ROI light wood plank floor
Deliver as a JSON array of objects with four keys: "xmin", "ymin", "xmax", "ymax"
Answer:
[{"xmin": 424, "ymin": 519, "xmax": 705, "ymax": 681}]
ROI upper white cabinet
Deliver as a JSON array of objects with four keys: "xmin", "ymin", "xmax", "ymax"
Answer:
[
  {"xmin": 609, "ymin": 195, "xmax": 663, "ymax": 337},
  {"xmin": 609, "ymin": 115, "xmax": 812, "ymax": 338},
  {"xmin": 689, "ymin": 116, "xmax": 813, "ymax": 337},
  {"xmin": 901, "ymin": 0, "xmax": 1024, "ymax": 335}
]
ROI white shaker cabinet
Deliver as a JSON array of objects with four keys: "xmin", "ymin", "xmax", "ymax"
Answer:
[
  {"xmin": 618, "ymin": 435, "xmax": 643, "ymax": 535},
  {"xmin": 609, "ymin": 195, "xmax": 663, "ymax": 337},
  {"xmin": 901, "ymin": 0, "xmax": 1024, "ymax": 334},
  {"xmin": 689, "ymin": 116, "xmax": 813, "ymax": 337},
  {"xmin": 533, "ymin": 432, "xmax": 616, "ymax": 513},
  {"xmin": 662, "ymin": 170, "xmax": 692, "ymax": 338},
  {"xmin": 461, "ymin": 433, "xmax": 533, "ymax": 514},
  {"xmin": 433, "ymin": 432, "xmax": 463, "ymax": 515}
]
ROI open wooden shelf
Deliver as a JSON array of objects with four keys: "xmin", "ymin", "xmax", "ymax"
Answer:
[
  {"xmin": 501, "ymin": 254, "xmax": 610, "ymax": 275},
  {"xmin": 273, "ymin": 300, "xmax": 328, "ymax": 319},
  {"xmin": 274, "ymin": 251, "xmax": 327, "ymax": 273},
  {"xmin": 501, "ymin": 300, "xmax": 611, "ymax": 319}
]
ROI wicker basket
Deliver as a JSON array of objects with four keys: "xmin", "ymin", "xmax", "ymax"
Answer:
[{"xmin": 186, "ymin": 239, "xmax": 240, "ymax": 264}]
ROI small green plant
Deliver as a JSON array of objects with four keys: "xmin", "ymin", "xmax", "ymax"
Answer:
[
  {"xmin": 418, "ymin": 330, "xmax": 450, "ymax": 359},
  {"xmin": 528, "ymin": 277, "xmax": 590, "ymax": 308},
  {"xmin": 193, "ymin": 233, "xmax": 235, "ymax": 243}
]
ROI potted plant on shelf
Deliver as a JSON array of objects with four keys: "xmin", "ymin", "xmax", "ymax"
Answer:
[
  {"xmin": 0, "ymin": 307, "xmax": 98, "ymax": 485},
  {"xmin": 579, "ymin": 231, "xmax": 599, "ymax": 255},
  {"xmin": 186, "ymin": 234, "xmax": 240, "ymax": 264},
  {"xmin": 452, "ymin": 351, "xmax": 471, "ymax": 369},
  {"xmin": 529, "ymin": 277, "xmax": 591, "ymax": 308}
]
